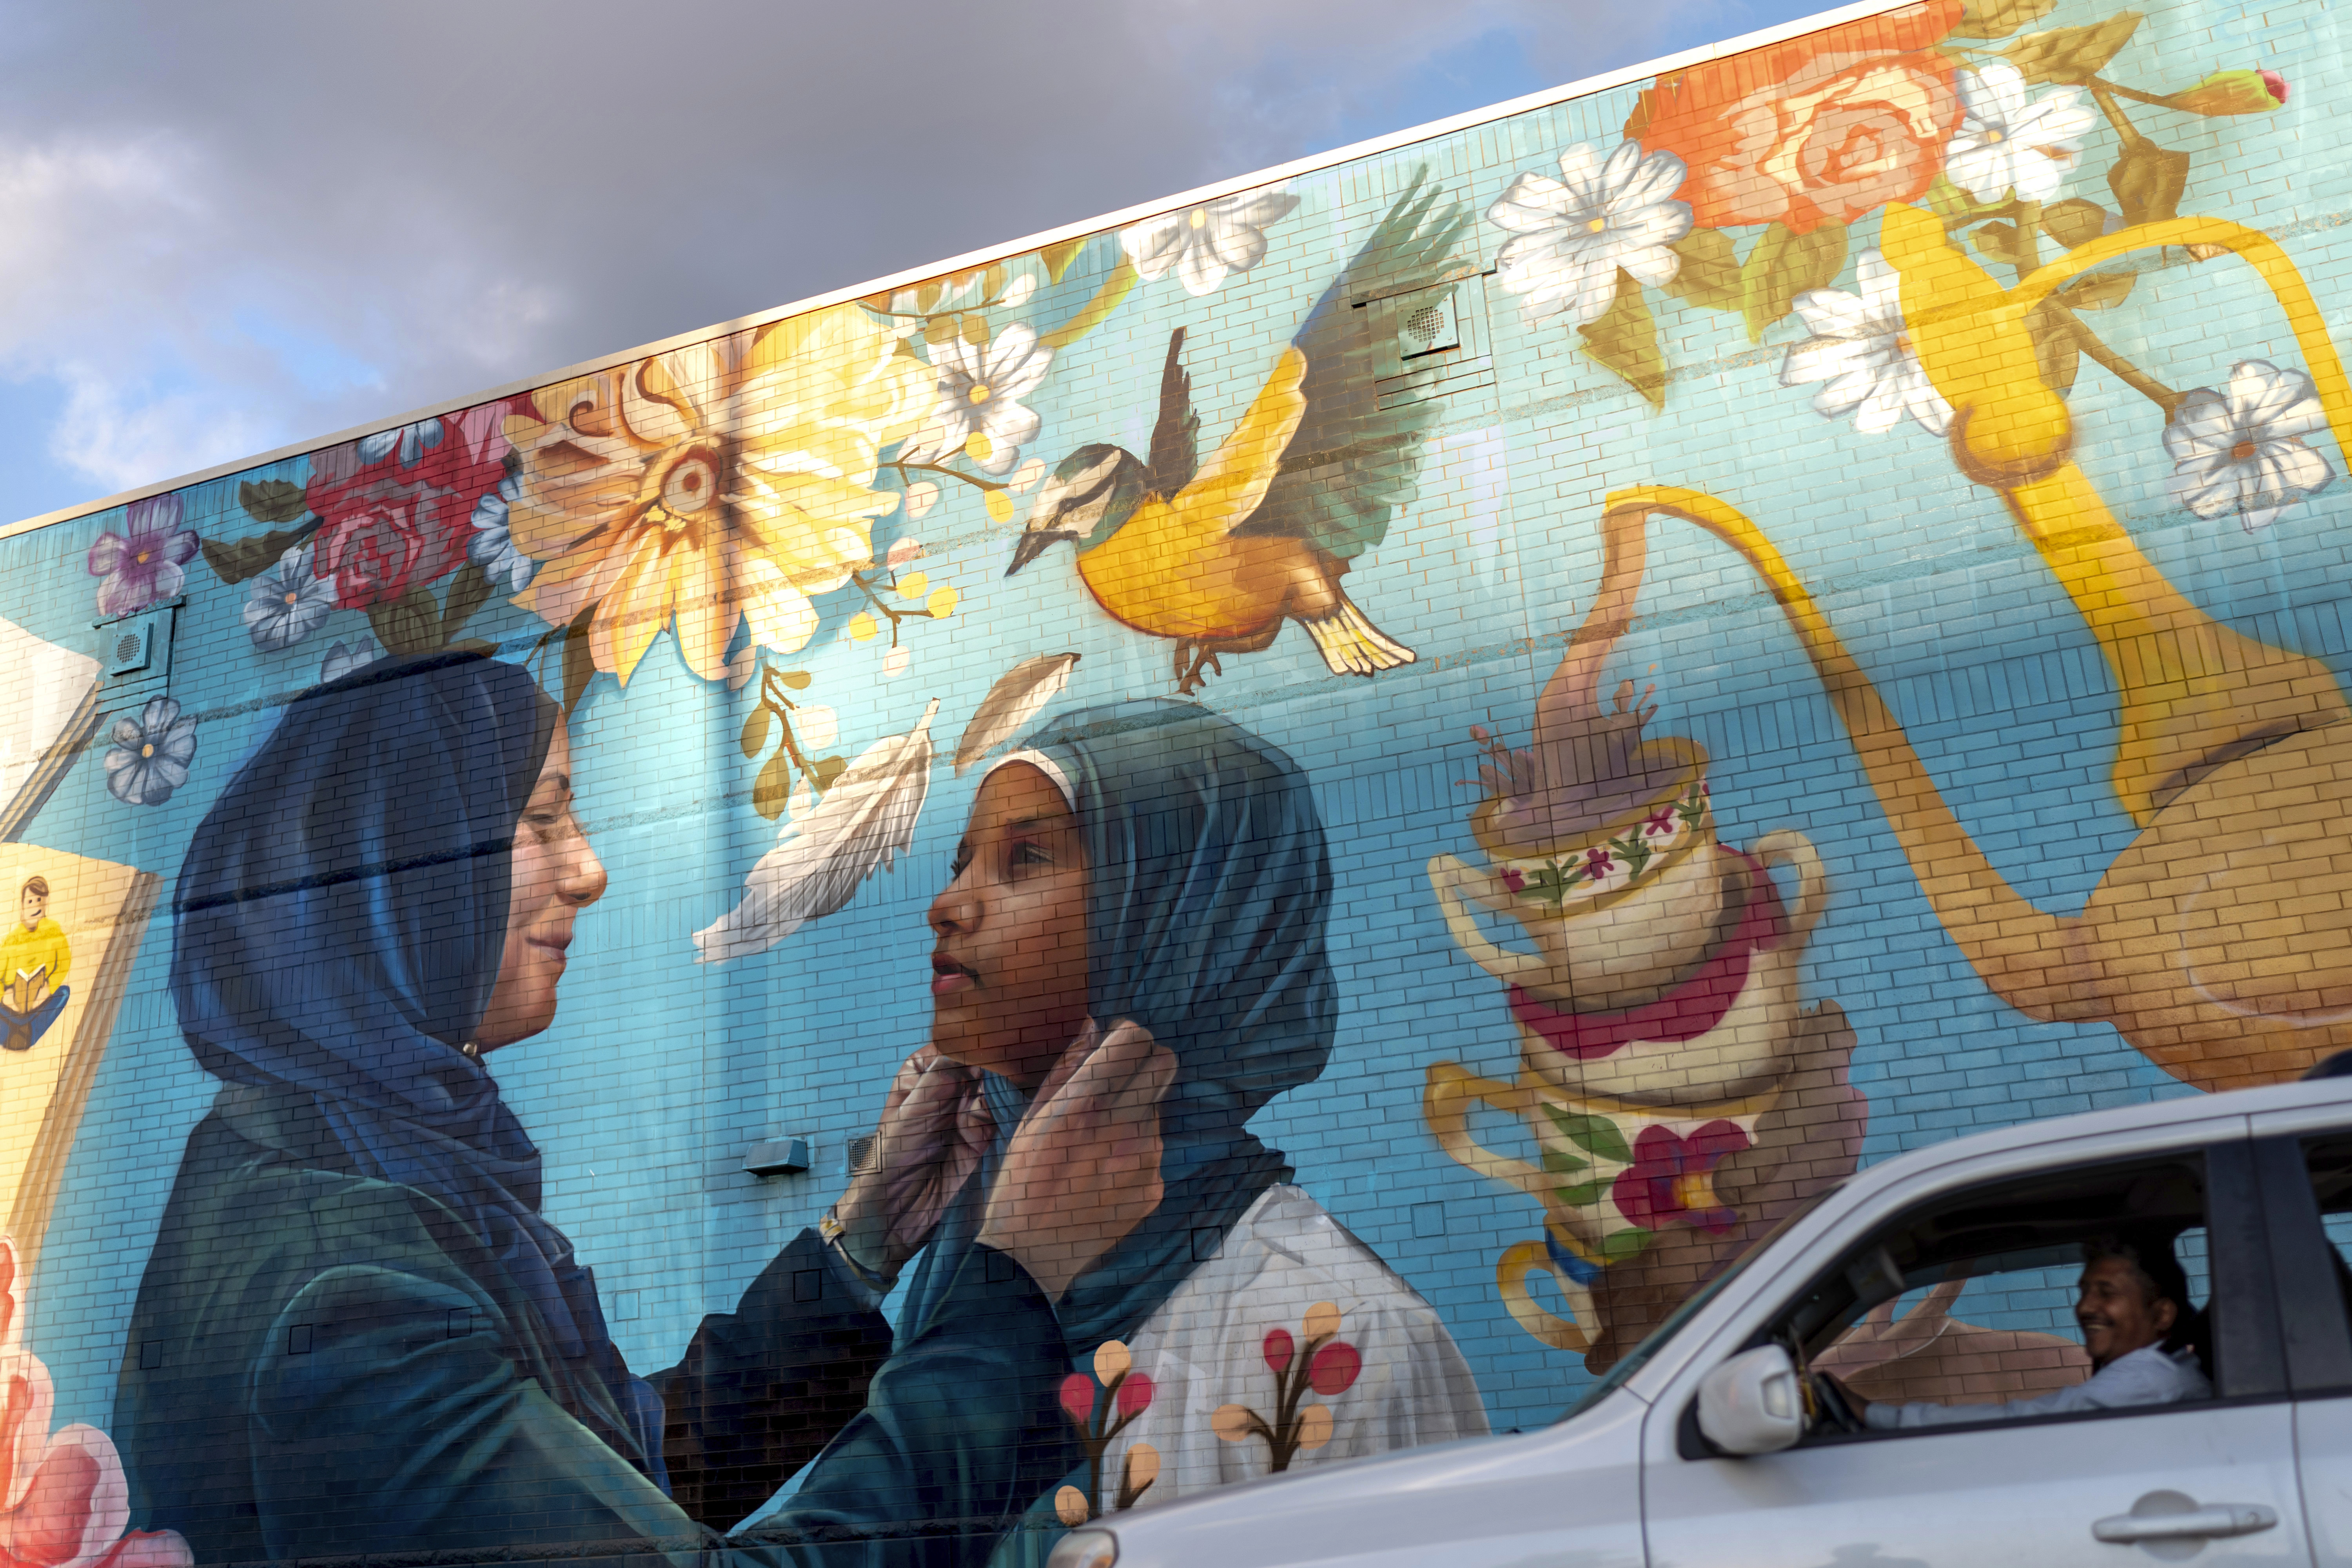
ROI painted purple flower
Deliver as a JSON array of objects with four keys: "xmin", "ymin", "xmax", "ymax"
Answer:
[
  {"xmin": 102, "ymin": 697, "xmax": 197, "ymax": 807},
  {"xmin": 1611, "ymin": 1120, "xmax": 1750, "ymax": 1234},
  {"xmin": 87, "ymin": 496, "xmax": 199, "ymax": 619},
  {"xmin": 1583, "ymin": 845, "xmax": 1616, "ymax": 882}
]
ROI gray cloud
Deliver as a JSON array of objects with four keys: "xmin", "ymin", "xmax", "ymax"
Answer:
[{"xmin": 0, "ymin": 0, "xmax": 1815, "ymax": 512}]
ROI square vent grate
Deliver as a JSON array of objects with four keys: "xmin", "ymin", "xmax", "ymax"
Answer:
[
  {"xmin": 102, "ymin": 612, "xmax": 163, "ymax": 678},
  {"xmin": 1397, "ymin": 294, "xmax": 1460, "ymax": 359}
]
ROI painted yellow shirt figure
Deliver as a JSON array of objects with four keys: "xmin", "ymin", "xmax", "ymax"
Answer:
[{"xmin": 3, "ymin": 916, "xmax": 69, "ymax": 1009}]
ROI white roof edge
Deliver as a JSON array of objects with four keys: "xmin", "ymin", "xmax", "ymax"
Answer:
[{"xmin": 1, "ymin": 0, "xmax": 1910, "ymax": 542}]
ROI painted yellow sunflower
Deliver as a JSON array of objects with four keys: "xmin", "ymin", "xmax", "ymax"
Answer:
[{"xmin": 506, "ymin": 304, "xmax": 932, "ymax": 683}]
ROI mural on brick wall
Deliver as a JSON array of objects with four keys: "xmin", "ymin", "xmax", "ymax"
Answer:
[{"xmin": 0, "ymin": 0, "xmax": 2342, "ymax": 1561}]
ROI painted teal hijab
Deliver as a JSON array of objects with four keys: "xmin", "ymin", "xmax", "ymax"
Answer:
[{"xmin": 902, "ymin": 698, "xmax": 1335, "ymax": 1351}]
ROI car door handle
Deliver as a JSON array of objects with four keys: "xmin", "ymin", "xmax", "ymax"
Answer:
[{"xmin": 2092, "ymin": 1504, "xmax": 2279, "ymax": 1543}]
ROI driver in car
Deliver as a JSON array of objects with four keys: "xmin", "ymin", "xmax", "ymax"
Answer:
[{"xmin": 1828, "ymin": 1237, "xmax": 2210, "ymax": 1430}]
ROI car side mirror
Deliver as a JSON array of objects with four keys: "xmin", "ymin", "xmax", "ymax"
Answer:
[{"xmin": 1697, "ymin": 1345, "xmax": 1804, "ymax": 1455}]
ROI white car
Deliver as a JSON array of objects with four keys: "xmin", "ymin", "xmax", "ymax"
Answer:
[{"xmin": 1051, "ymin": 1075, "xmax": 2352, "ymax": 1568}]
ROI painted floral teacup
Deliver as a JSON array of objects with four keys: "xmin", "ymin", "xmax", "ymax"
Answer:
[
  {"xmin": 1425, "ymin": 1067, "xmax": 1766, "ymax": 1352},
  {"xmin": 1429, "ymin": 741, "xmax": 1729, "ymax": 1014}
]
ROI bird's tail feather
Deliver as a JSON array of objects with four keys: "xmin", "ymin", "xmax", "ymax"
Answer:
[{"xmin": 1301, "ymin": 595, "xmax": 1415, "ymax": 676}]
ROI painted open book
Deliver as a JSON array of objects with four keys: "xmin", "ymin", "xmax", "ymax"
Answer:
[
  {"xmin": 0, "ymin": 848, "xmax": 157, "ymax": 1273},
  {"xmin": 0, "ymin": 612, "xmax": 101, "ymax": 841}
]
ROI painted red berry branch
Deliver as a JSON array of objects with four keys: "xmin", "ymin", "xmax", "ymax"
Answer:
[
  {"xmin": 1053, "ymin": 1340, "xmax": 1161, "ymax": 1526},
  {"xmin": 1211, "ymin": 1302, "xmax": 1364, "ymax": 1473}
]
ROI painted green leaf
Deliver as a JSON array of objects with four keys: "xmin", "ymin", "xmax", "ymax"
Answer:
[
  {"xmin": 1040, "ymin": 237, "xmax": 1088, "ymax": 283},
  {"xmin": 779, "ymin": 670, "xmax": 812, "ymax": 690},
  {"xmin": 1544, "ymin": 1105, "xmax": 1634, "ymax": 1165},
  {"xmin": 1601, "ymin": 1227, "xmax": 1655, "ymax": 1263},
  {"xmin": 1659, "ymin": 230, "xmax": 1740, "ymax": 312},
  {"xmin": 2040, "ymin": 198, "xmax": 2110, "ymax": 251},
  {"xmin": 1922, "ymin": 174, "xmax": 1977, "ymax": 223},
  {"xmin": 2004, "ymin": 12, "xmax": 2143, "ymax": 87},
  {"xmin": 2059, "ymin": 270, "xmax": 2137, "ymax": 311},
  {"xmin": 740, "ymin": 704, "xmax": 773, "ymax": 759},
  {"xmin": 2109, "ymin": 140, "xmax": 2190, "ymax": 225},
  {"xmin": 1973, "ymin": 221, "xmax": 2026, "ymax": 266},
  {"xmin": 2028, "ymin": 299, "xmax": 2080, "ymax": 394},
  {"xmin": 561, "ymin": 605, "xmax": 597, "ymax": 719},
  {"xmin": 366, "ymin": 584, "xmax": 441, "ymax": 659},
  {"xmin": 1553, "ymin": 1178, "xmax": 1609, "ymax": 1208},
  {"xmin": 751, "ymin": 750, "xmax": 793, "ymax": 820},
  {"xmin": 1949, "ymin": 0, "xmax": 2060, "ymax": 38},
  {"xmin": 1541, "ymin": 1149, "xmax": 1590, "ymax": 1176},
  {"xmin": 810, "ymin": 755, "xmax": 849, "ymax": 791},
  {"xmin": 198, "ymin": 515, "xmax": 323, "ymax": 585},
  {"xmin": 238, "ymin": 479, "xmax": 307, "ymax": 525},
  {"xmin": 1741, "ymin": 221, "xmax": 1847, "ymax": 344},
  {"xmin": 1578, "ymin": 271, "xmax": 1666, "ymax": 410},
  {"xmin": 438, "ymin": 561, "xmax": 495, "ymax": 642}
]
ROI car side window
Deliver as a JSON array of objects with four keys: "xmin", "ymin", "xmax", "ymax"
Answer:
[
  {"xmin": 2291, "ymin": 1134, "xmax": 2352, "ymax": 1387},
  {"xmin": 1763, "ymin": 1151, "xmax": 2218, "ymax": 1440}
]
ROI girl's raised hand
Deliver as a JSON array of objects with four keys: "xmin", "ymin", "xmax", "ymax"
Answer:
[{"xmin": 978, "ymin": 1019, "xmax": 1174, "ymax": 1300}]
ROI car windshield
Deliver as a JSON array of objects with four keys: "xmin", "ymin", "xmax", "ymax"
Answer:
[{"xmin": 1553, "ymin": 1180, "xmax": 1847, "ymax": 1425}]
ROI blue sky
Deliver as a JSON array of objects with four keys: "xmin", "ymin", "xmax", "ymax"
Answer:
[{"xmin": 0, "ymin": 0, "xmax": 1833, "ymax": 527}]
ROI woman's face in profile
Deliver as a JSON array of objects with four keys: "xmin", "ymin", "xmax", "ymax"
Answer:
[
  {"xmin": 927, "ymin": 762, "xmax": 1090, "ymax": 1087},
  {"xmin": 476, "ymin": 720, "xmax": 607, "ymax": 1051}
]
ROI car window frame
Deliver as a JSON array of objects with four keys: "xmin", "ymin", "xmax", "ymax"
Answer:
[
  {"xmin": 2254, "ymin": 1131, "xmax": 2352, "ymax": 1395},
  {"xmin": 1669, "ymin": 1127, "xmax": 2285, "ymax": 1457}
]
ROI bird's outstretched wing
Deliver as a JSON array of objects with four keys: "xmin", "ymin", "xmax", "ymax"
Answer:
[
  {"xmin": 1178, "ymin": 346, "xmax": 1306, "ymax": 535},
  {"xmin": 1145, "ymin": 327, "xmax": 1200, "ymax": 500},
  {"xmin": 1233, "ymin": 169, "xmax": 1473, "ymax": 561}
]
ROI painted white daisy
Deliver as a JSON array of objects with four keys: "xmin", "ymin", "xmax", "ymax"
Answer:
[
  {"xmin": 1780, "ymin": 250, "xmax": 1952, "ymax": 436},
  {"xmin": 898, "ymin": 323, "xmax": 1053, "ymax": 476},
  {"xmin": 1945, "ymin": 62, "xmax": 2096, "ymax": 205},
  {"xmin": 2163, "ymin": 360, "xmax": 2335, "ymax": 530},
  {"xmin": 241, "ymin": 543, "xmax": 338, "ymax": 652},
  {"xmin": 1121, "ymin": 186, "xmax": 1301, "ymax": 298},
  {"xmin": 468, "ymin": 472, "xmax": 539, "ymax": 593},
  {"xmin": 103, "ymin": 697, "xmax": 197, "ymax": 807},
  {"xmin": 1488, "ymin": 140, "xmax": 1691, "ymax": 329}
]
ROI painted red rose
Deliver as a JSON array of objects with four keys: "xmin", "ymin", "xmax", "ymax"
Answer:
[
  {"xmin": 1640, "ymin": 0, "xmax": 1966, "ymax": 234},
  {"xmin": 306, "ymin": 401, "xmax": 517, "ymax": 610}
]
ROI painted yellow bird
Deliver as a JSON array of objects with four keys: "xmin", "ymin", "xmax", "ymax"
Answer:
[{"xmin": 1008, "ymin": 176, "xmax": 1468, "ymax": 693}]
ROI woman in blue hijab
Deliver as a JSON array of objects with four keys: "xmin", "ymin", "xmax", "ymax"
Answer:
[{"xmin": 116, "ymin": 652, "xmax": 928, "ymax": 1559}]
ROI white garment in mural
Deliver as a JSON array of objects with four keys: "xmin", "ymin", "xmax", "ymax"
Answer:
[{"xmin": 1098, "ymin": 1184, "xmax": 1488, "ymax": 1512}]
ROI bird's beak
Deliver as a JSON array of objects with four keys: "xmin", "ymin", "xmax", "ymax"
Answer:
[{"xmin": 1006, "ymin": 530, "xmax": 1073, "ymax": 577}]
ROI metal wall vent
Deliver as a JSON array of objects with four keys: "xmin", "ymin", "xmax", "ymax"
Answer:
[
  {"xmin": 103, "ymin": 612, "xmax": 162, "ymax": 678},
  {"xmin": 1398, "ymin": 294, "xmax": 1460, "ymax": 359}
]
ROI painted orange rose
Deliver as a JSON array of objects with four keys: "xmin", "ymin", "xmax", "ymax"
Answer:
[{"xmin": 1640, "ymin": 0, "xmax": 1965, "ymax": 234}]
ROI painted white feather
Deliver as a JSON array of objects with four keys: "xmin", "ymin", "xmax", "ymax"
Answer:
[
  {"xmin": 953, "ymin": 653, "xmax": 1080, "ymax": 775},
  {"xmin": 695, "ymin": 699, "xmax": 940, "ymax": 962}
]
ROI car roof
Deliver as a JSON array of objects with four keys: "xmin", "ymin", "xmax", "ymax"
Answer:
[{"xmin": 1847, "ymin": 1073, "xmax": 2352, "ymax": 1197}]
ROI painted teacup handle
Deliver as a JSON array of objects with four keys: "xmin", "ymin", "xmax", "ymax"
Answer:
[
  {"xmin": 1427, "ymin": 855, "xmax": 1553, "ymax": 987},
  {"xmin": 1423, "ymin": 1061, "xmax": 1552, "ymax": 1200},
  {"xmin": 1497, "ymin": 1240, "xmax": 1595, "ymax": 1353},
  {"xmin": 1750, "ymin": 829, "xmax": 1829, "ymax": 944}
]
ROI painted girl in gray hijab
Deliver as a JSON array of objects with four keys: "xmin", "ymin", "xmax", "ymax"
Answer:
[{"xmin": 797, "ymin": 699, "xmax": 1486, "ymax": 1555}]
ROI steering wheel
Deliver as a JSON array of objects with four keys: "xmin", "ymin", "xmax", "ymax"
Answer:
[{"xmin": 1805, "ymin": 1370, "xmax": 1865, "ymax": 1436}]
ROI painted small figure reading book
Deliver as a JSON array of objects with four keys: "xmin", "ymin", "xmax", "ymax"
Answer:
[{"xmin": 1, "ymin": 877, "xmax": 70, "ymax": 1052}]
